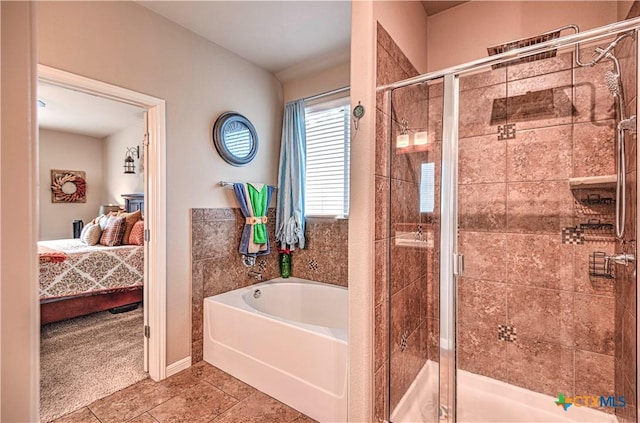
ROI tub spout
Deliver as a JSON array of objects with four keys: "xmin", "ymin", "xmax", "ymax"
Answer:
[{"xmin": 248, "ymin": 270, "xmax": 263, "ymax": 281}]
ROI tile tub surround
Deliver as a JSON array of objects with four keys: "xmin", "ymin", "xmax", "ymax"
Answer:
[
  {"xmin": 51, "ymin": 361, "xmax": 317, "ymax": 423},
  {"xmin": 191, "ymin": 208, "xmax": 348, "ymax": 362}
]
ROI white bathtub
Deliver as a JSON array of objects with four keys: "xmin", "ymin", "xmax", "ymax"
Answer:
[
  {"xmin": 392, "ymin": 360, "xmax": 619, "ymax": 423},
  {"xmin": 203, "ymin": 277, "xmax": 348, "ymax": 423}
]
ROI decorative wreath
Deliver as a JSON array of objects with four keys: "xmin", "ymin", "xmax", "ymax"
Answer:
[{"xmin": 51, "ymin": 171, "xmax": 86, "ymax": 203}]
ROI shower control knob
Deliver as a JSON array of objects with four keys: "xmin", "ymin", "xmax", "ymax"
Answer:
[{"xmin": 605, "ymin": 253, "xmax": 636, "ymax": 267}]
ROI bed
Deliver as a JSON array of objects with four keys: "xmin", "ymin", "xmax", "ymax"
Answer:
[{"xmin": 39, "ymin": 193, "xmax": 145, "ymax": 324}]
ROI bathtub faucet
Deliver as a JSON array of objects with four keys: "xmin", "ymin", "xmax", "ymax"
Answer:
[{"xmin": 247, "ymin": 270, "xmax": 263, "ymax": 281}]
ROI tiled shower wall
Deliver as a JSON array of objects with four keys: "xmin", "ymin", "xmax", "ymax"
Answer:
[
  {"xmin": 615, "ymin": 4, "xmax": 638, "ymax": 422},
  {"xmin": 374, "ymin": 24, "xmax": 436, "ymax": 420},
  {"xmin": 190, "ymin": 208, "xmax": 348, "ymax": 362},
  {"xmin": 456, "ymin": 46, "xmax": 618, "ymax": 403}
]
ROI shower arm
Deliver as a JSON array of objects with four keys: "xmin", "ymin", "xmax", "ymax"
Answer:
[{"xmin": 570, "ymin": 25, "xmax": 636, "ymax": 67}]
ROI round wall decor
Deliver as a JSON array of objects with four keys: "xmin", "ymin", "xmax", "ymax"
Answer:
[
  {"xmin": 51, "ymin": 170, "xmax": 87, "ymax": 203},
  {"xmin": 212, "ymin": 111, "xmax": 259, "ymax": 166}
]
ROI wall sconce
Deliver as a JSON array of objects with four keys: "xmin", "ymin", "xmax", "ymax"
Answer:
[
  {"xmin": 124, "ymin": 146, "xmax": 140, "ymax": 174},
  {"xmin": 396, "ymin": 119, "xmax": 410, "ymax": 148}
]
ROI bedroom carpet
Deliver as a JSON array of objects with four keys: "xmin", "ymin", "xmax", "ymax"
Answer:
[{"xmin": 40, "ymin": 306, "xmax": 147, "ymax": 423}]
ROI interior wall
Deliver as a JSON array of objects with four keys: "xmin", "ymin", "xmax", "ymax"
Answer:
[
  {"xmin": 102, "ymin": 120, "xmax": 145, "ymax": 206},
  {"xmin": 373, "ymin": 1, "xmax": 429, "ymax": 74},
  {"xmin": 1, "ymin": 1, "xmax": 39, "ymax": 421},
  {"xmin": 38, "ymin": 129, "xmax": 104, "ymax": 240},
  {"xmin": 282, "ymin": 61, "xmax": 350, "ymax": 104},
  {"xmin": 619, "ymin": 1, "xmax": 635, "ymax": 21},
  {"xmin": 427, "ymin": 1, "xmax": 618, "ymax": 72},
  {"xmin": 36, "ymin": 1, "xmax": 284, "ymax": 365},
  {"xmin": 349, "ymin": 1, "xmax": 377, "ymax": 421}
]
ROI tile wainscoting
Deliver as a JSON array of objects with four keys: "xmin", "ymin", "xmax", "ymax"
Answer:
[{"xmin": 191, "ymin": 208, "xmax": 348, "ymax": 362}]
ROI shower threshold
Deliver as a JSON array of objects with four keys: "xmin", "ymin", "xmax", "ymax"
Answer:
[{"xmin": 391, "ymin": 360, "xmax": 618, "ymax": 423}]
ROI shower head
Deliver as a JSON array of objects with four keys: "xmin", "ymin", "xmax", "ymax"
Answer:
[
  {"xmin": 487, "ymin": 28, "xmax": 561, "ymax": 70},
  {"xmin": 604, "ymin": 70, "xmax": 622, "ymax": 97}
]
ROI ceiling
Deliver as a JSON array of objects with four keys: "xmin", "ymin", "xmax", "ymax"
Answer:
[
  {"xmin": 38, "ymin": 83, "xmax": 144, "ymax": 139},
  {"xmin": 38, "ymin": 1, "xmax": 464, "ymax": 138},
  {"xmin": 421, "ymin": 1, "xmax": 467, "ymax": 16},
  {"xmin": 138, "ymin": 1, "xmax": 352, "ymax": 81}
]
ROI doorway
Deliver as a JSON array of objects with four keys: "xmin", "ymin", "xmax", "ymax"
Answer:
[{"xmin": 36, "ymin": 65, "xmax": 167, "ymax": 419}]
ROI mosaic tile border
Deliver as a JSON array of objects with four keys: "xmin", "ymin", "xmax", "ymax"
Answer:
[
  {"xmin": 562, "ymin": 226, "xmax": 585, "ymax": 245},
  {"xmin": 498, "ymin": 324, "xmax": 517, "ymax": 342},
  {"xmin": 498, "ymin": 123, "xmax": 516, "ymax": 140}
]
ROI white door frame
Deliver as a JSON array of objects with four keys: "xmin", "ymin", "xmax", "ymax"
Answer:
[{"xmin": 37, "ymin": 64, "xmax": 168, "ymax": 381}]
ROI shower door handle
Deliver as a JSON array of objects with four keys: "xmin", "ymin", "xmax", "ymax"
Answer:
[{"xmin": 453, "ymin": 253, "xmax": 465, "ymax": 276}]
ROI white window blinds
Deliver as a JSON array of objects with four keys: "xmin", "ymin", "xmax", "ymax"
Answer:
[{"xmin": 304, "ymin": 97, "xmax": 350, "ymax": 217}]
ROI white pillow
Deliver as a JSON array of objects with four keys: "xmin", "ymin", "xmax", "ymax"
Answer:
[
  {"xmin": 97, "ymin": 214, "xmax": 110, "ymax": 230},
  {"xmin": 80, "ymin": 222, "xmax": 102, "ymax": 246}
]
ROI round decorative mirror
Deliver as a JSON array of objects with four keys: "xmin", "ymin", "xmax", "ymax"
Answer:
[{"xmin": 212, "ymin": 112, "xmax": 259, "ymax": 166}]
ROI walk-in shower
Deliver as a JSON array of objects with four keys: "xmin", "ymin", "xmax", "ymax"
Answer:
[{"xmin": 376, "ymin": 16, "xmax": 640, "ymax": 423}]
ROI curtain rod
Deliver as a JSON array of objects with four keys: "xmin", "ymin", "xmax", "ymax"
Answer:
[{"xmin": 303, "ymin": 86, "xmax": 350, "ymax": 102}]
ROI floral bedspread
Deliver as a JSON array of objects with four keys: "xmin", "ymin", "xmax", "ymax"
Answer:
[{"xmin": 38, "ymin": 239, "xmax": 143, "ymax": 301}]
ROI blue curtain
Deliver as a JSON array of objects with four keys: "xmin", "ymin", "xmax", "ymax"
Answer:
[{"xmin": 276, "ymin": 100, "xmax": 306, "ymax": 250}]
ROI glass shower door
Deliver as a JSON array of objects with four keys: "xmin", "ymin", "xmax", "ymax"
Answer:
[
  {"xmin": 454, "ymin": 35, "xmax": 636, "ymax": 422},
  {"xmin": 387, "ymin": 78, "xmax": 443, "ymax": 423}
]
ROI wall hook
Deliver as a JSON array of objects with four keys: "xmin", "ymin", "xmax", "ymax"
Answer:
[{"xmin": 352, "ymin": 101, "xmax": 365, "ymax": 131}]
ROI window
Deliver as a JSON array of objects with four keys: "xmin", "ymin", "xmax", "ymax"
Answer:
[
  {"xmin": 420, "ymin": 162, "xmax": 435, "ymax": 213},
  {"xmin": 304, "ymin": 96, "xmax": 350, "ymax": 217}
]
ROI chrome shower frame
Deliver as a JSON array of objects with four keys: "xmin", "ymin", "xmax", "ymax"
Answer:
[{"xmin": 378, "ymin": 16, "xmax": 640, "ymax": 423}]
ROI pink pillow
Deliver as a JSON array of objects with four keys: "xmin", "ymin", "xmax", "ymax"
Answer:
[
  {"xmin": 129, "ymin": 220, "xmax": 144, "ymax": 246},
  {"xmin": 99, "ymin": 216, "xmax": 126, "ymax": 246}
]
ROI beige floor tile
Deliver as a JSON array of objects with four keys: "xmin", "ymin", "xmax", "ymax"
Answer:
[
  {"xmin": 213, "ymin": 391, "xmax": 302, "ymax": 423},
  {"xmin": 89, "ymin": 378, "xmax": 174, "ymax": 423},
  {"xmin": 51, "ymin": 407, "xmax": 100, "ymax": 423},
  {"xmin": 148, "ymin": 381, "xmax": 237, "ymax": 423},
  {"xmin": 197, "ymin": 363, "xmax": 257, "ymax": 400},
  {"xmin": 127, "ymin": 412, "xmax": 160, "ymax": 423}
]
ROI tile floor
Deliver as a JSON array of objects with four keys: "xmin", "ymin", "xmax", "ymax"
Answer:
[{"xmin": 52, "ymin": 361, "xmax": 317, "ymax": 423}]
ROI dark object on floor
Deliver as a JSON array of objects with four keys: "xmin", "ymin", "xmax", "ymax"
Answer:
[{"xmin": 109, "ymin": 302, "xmax": 140, "ymax": 314}]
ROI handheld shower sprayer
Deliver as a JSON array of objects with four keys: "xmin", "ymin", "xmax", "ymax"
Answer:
[
  {"xmin": 589, "ymin": 34, "xmax": 636, "ymax": 240},
  {"xmin": 604, "ymin": 70, "xmax": 622, "ymax": 98}
]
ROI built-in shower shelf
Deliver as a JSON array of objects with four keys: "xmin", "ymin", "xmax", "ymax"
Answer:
[{"xmin": 569, "ymin": 175, "xmax": 616, "ymax": 189}]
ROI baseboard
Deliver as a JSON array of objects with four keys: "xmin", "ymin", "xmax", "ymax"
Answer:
[{"xmin": 166, "ymin": 356, "xmax": 192, "ymax": 377}]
